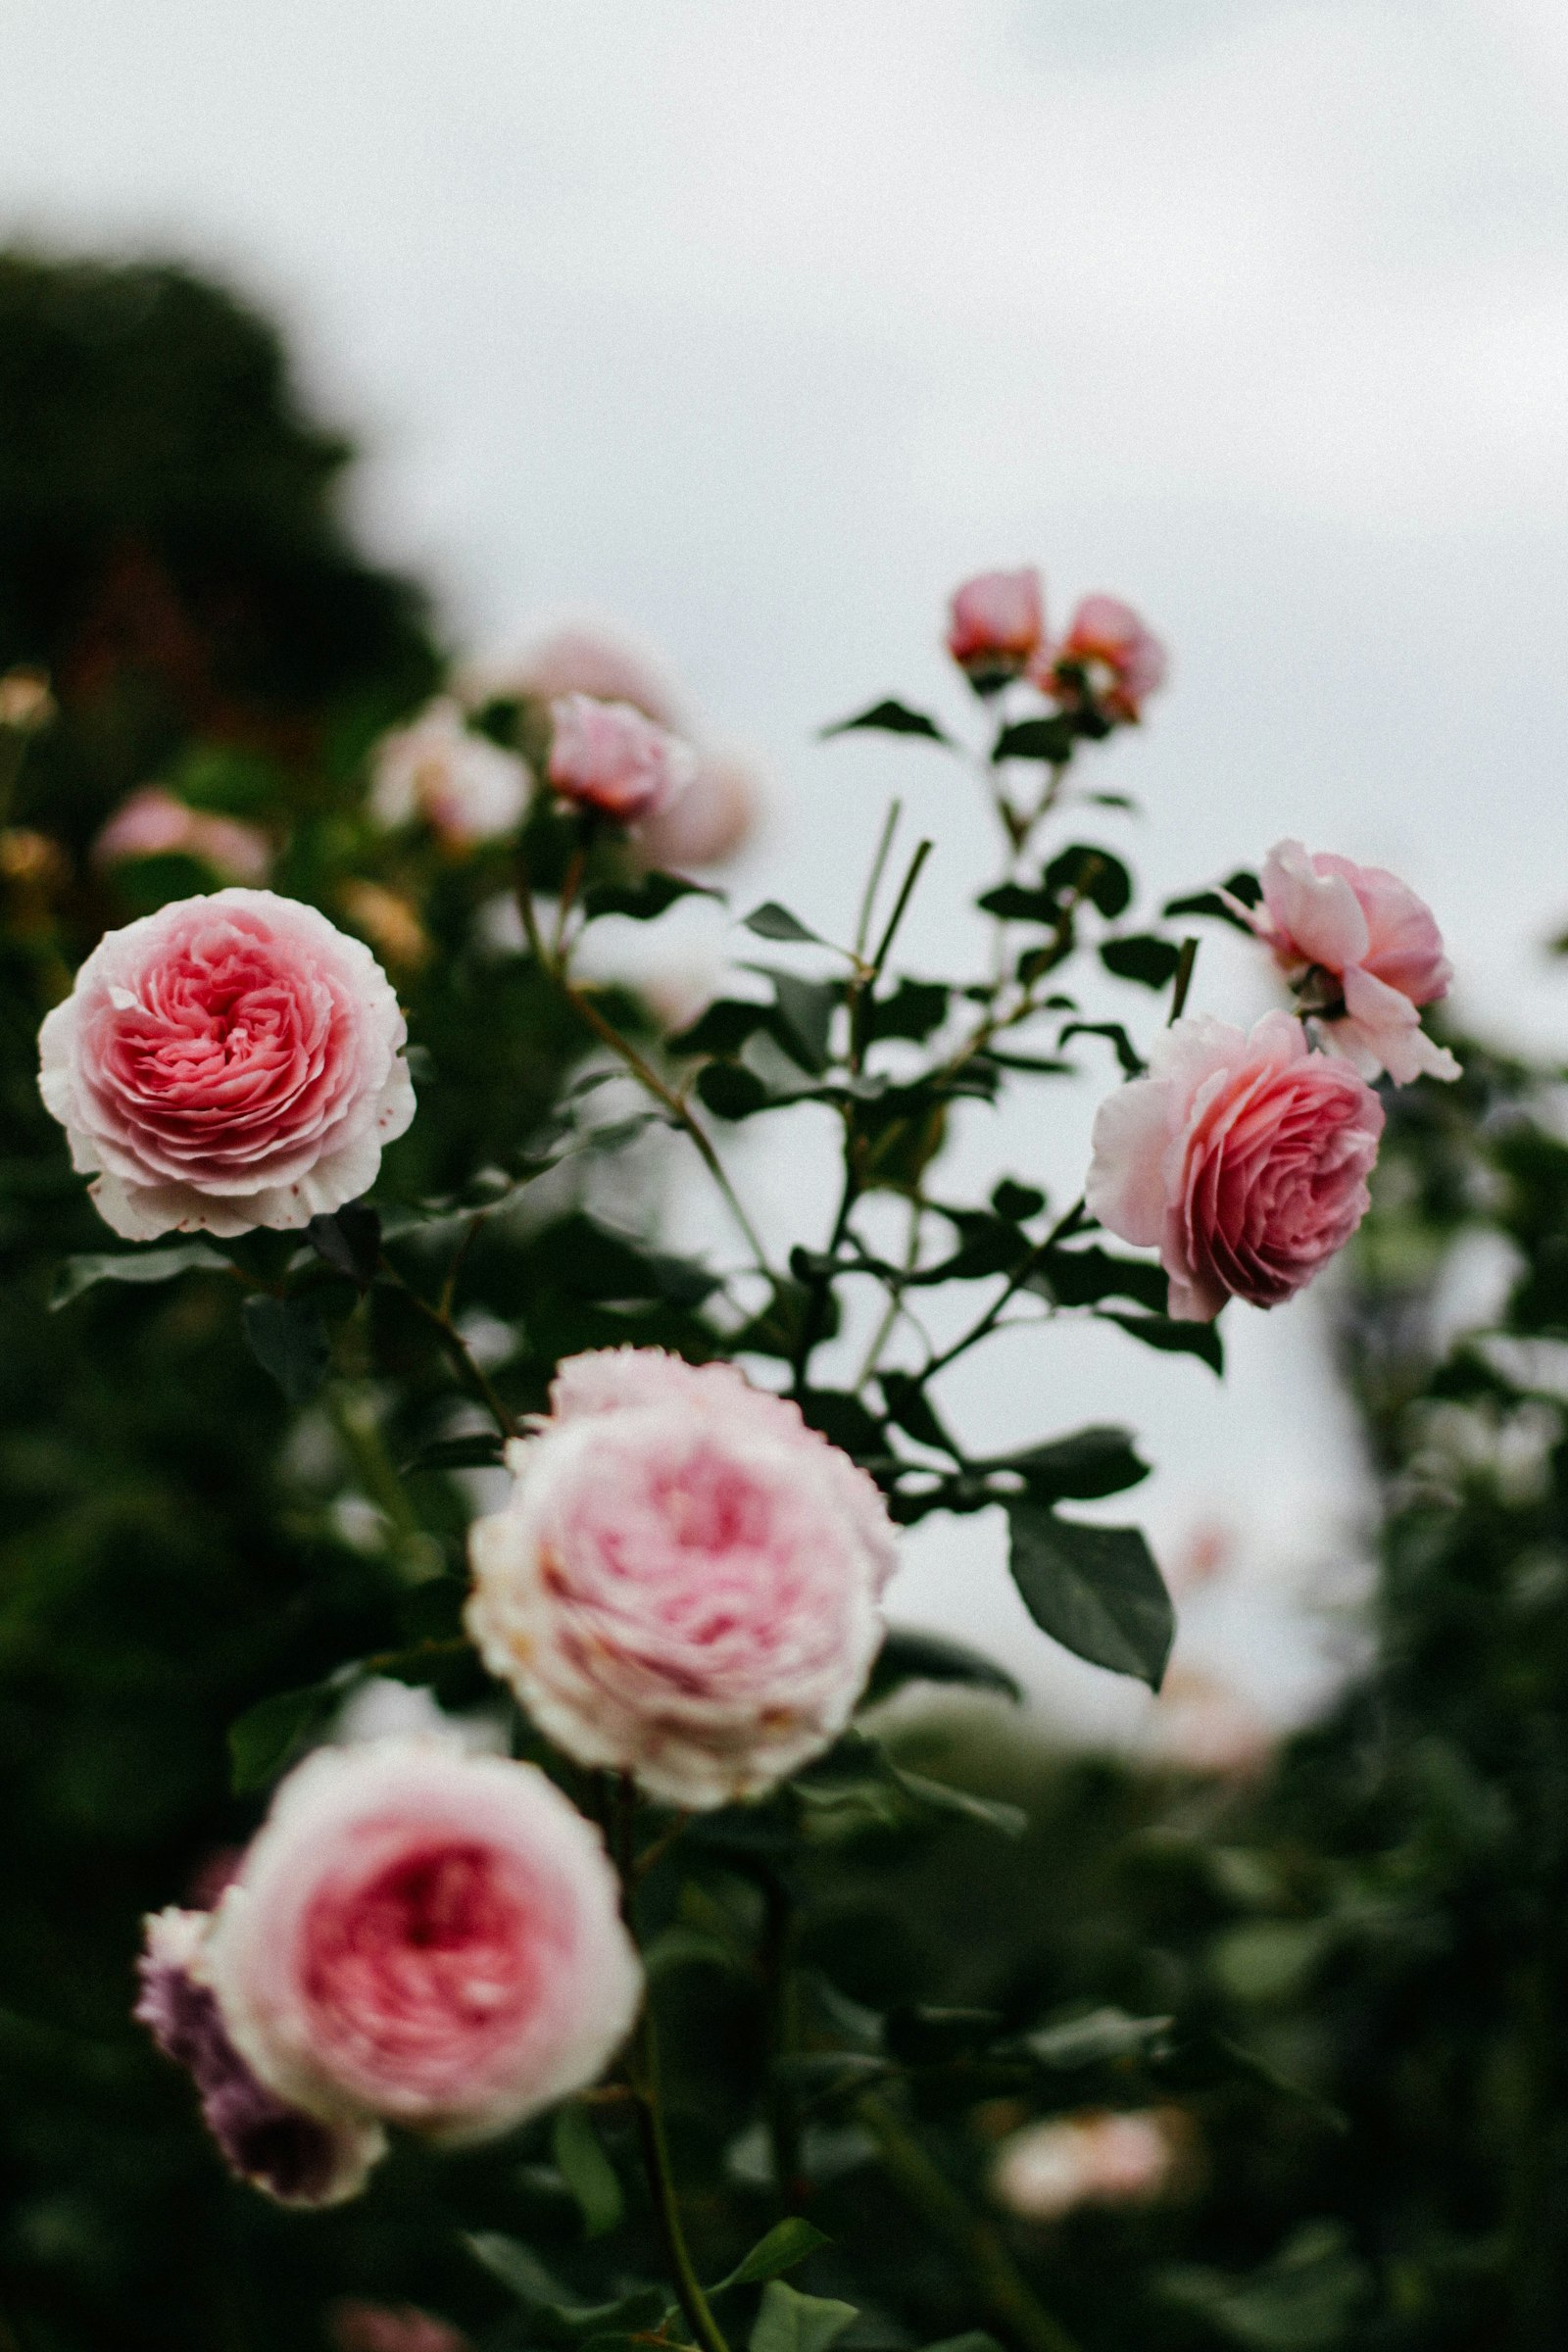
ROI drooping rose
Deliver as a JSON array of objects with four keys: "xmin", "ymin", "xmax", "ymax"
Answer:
[
  {"xmin": 1037, "ymin": 594, "xmax": 1166, "ymax": 722},
  {"xmin": 136, "ymin": 1908, "xmax": 385, "ymax": 2206},
  {"xmin": 1086, "ymin": 1011, "xmax": 1384, "ymax": 1322},
  {"xmin": 946, "ymin": 568, "xmax": 1045, "ymax": 683},
  {"xmin": 37, "ymin": 889, "xmax": 416, "ymax": 1242},
  {"xmin": 1252, "ymin": 839, "xmax": 1459, "ymax": 1085},
  {"xmin": 203, "ymin": 1739, "xmax": 641, "ymax": 2143},
  {"xmin": 547, "ymin": 694, "xmax": 696, "ymax": 822},
  {"xmin": 991, "ymin": 2110, "xmax": 1182, "ymax": 2222},
  {"xmin": 466, "ymin": 1348, "xmax": 900, "ymax": 1809},
  {"xmin": 369, "ymin": 700, "xmax": 529, "ymax": 847},
  {"xmin": 94, "ymin": 788, "xmax": 272, "ymax": 885}
]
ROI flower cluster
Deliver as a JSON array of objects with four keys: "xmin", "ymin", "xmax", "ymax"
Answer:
[{"xmin": 946, "ymin": 565, "xmax": 1166, "ymax": 722}]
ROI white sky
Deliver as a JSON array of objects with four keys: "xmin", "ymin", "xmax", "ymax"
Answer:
[{"xmin": 6, "ymin": 0, "xmax": 1566, "ymax": 1734}]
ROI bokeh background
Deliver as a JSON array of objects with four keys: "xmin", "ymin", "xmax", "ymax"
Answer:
[{"xmin": 3, "ymin": 1, "xmax": 1564, "ymax": 1759}]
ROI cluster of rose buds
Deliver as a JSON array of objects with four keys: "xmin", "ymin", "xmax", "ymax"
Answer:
[{"xmin": 946, "ymin": 566, "xmax": 1166, "ymax": 722}]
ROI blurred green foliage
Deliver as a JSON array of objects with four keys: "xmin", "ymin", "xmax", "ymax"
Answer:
[{"xmin": 3, "ymin": 255, "xmax": 1566, "ymax": 2352}]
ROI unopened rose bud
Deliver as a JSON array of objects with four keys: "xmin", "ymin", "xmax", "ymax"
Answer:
[
  {"xmin": 0, "ymin": 666, "xmax": 55, "ymax": 733},
  {"xmin": 547, "ymin": 694, "xmax": 696, "ymax": 823},
  {"xmin": 946, "ymin": 570, "xmax": 1045, "ymax": 685},
  {"xmin": 1037, "ymin": 595, "xmax": 1166, "ymax": 723}
]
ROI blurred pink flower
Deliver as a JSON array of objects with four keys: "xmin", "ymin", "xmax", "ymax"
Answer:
[
  {"xmin": 946, "ymin": 569, "xmax": 1045, "ymax": 681},
  {"xmin": 1087, "ymin": 1011, "xmax": 1384, "ymax": 1321},
  {"xmin": 1252, "ymin": 840, "xmax": 1459, "ymax": 1086},
  {"xmin": 992, "ymin": 2109, "xmax": 1180, "ymax": 2222},
  {"xmin": 204, "ymin": 1738, "xmax": 641, "ymax": 2146},
  {"xmin": 636, "ymin": 745, "xmax": 760, "ymax": 870},
  {"xmin": 330, "ymin": 2301, "xmax": 471, "ymax": 2352},
  {"xmin": 38, "ymin": 889, "xmax": 415, "ymax": 1242},
  {"xmin": 547, "ymin": 694, "xmax": 696, "ymax": 822},
  {"xmin": 369, "ymin": 700, "xmax": 528, "ymax": 847},
  {"xmin": 1037, "ymin": 595, "xmax": 1166, "ymax": 722},
  {"xmin": 95, "ymin": 788, "xmax": 270, "ymax": 885},
  {"xmin": 466, "ymin": 1348, "xmax": 899, "ymax": 1809},
  {"xmin": 489, "ymin": 619, "xmax": 687, "ymax": 731}
]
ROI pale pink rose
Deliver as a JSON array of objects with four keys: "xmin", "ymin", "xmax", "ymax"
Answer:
[
  {"xmin": 636, "ymin": 746, "xmax": 761, "ymax": 869},
  {"xmin": 1086, "ymin": 1011, "xmax": 1384, "ymax": 1322},
  {"xmin": 37, "ymin": 888, "xmax": 416, "ymax": 1242},
  {"xmin": 94, "ymin": 788, "xmax": 271, "ymax": 886},
  {"xmin": 946, "ymin": 568, "xmax": 1046, "ymax": 680},
  {"xmin": 547, "ymin": 694, "xmax": 696, "ymax": 822},
  {"xmin": 136, "ymin": 1907, "xmax": 386, "ymax": 2206},
  {"xmin": 369, "ymin": 700, "xmax": 529, "ymax": 847},
  {"xmin": 992, "ymin": 2111, "xmax": 1177, "ymax": 2222},
  {"xmin": 1037, "ymin": 594, "xmax": 1166, "ymax": 722},
  {"xmin": 485, "ymin": 620, "xmax": 687, "ymax": 730},
  {"xmin": 331, "ymin": 2303, "xmax": 471, "ymax": 2352},
  {"xmin": 466, "ymin": 1348, "xmax": 900, "ymax": 1809},
  {"xmin": 204, "ymin": 1739, "xmax": 641, "ymax": 2143},
  {"xmin": 1252, "ymin": 839, "xmax": 1459, "ymax": 1086}
]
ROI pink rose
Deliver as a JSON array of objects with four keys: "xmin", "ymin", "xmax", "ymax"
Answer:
[
  {"xmin": 94, "ymin": 788, "xmax": 271, "ymax": 886},
  {"xmin": 1252, "ymin": 839, "xmax": 1459, "ymax": 1086},
  {"xmin": 466, "ymin": 1348, "xmax": 900, "ymax": 1809},
  {"xmin": 1037, "ymin": 594, "xmax": 1166, "ymax": 722},
  {"xmin": 991, "ymin": 2110, "xmax": 1179, "ymax": 2222},
  {"xmin": 136, "ymin": 1907, "xmax": 385, "ymax": 2206},
  {"xmin": 369, "ymin": 700, "xmax": 529, "ymax": 847},
  {"xmin": 547, "ymin": 694, "xmax": 696, "ymax": 822},
  {"xmin": 1086, "ymin": 1011, "xmax": 1384, "ymax": 1322},
  {"xmin": 487, "ymin": 620, "xmax": 687, "ymax": 730},
  {"xmin": 946, "ymin": 568, "xmax": 1046, "ymax": 681},
  {"xmin": 37, "ymin": 889, "xmax": 416, "ymax": 1242},
  {"xmin": 203, "ymin": 1739, "xmax": 641, "ymax": 2143},
  {"xmin": 636, "ymin": 746, "xmax": 761, "ymax": 869}
]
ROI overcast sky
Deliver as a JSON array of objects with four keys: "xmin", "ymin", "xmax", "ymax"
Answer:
[{"xmin": 6, "ymin": 0, "xmax": 1566, "ymax": 1731}]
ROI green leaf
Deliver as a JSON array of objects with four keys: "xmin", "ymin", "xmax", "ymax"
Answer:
[
  {"xmin": 697, "ymin": 1060, "xmax": 772, "ymax": 1119},
  {"xmin": 668, "ymin": 997, "xmax": 776, "ymax": 1057},
  {"xmin": 879, "ymin": 1370, "xmax": 959, "ymax": 1455},
  {"xmin": 1163, "ymin": 870, "xmax": 1261, "ymax": 934},
  {"xmin": 241, "ymin": 1292, "xmax": 331, "ymax": 1403},
  {"xmin": 821, "ymin": 698, "xmax": 951, "ymax": 744},
  {"xmin": 464, "ymin": 2237, "xmax": 663, "ymax": 2339},
  {"xmin": 402, "ymin": 1431, "xmax": 507, "ymax": 1474},
  {"xmin": 1033, "ymin": 1245, "xmax": 1167, "ymax": 1312},
  {"xmin": 1156, "ymin": 2222, "xmax": 1370, "ymax": 2351},
  {"xmin": 228, "ymin": 1676, "xmax": 344, "ymax": 1793},
  {"xmin": 746, "ymin": 965, "xmax": 836, "ymax": 1074},
  {"xmin": 712, "ymin": 2219, "xmax": 832, "ymax": 2293},
  {"xmin": 50, "ymin": 1240, "xmax": 230, "ymax": 1309},
  {"xmin": 581, "ymin": 871, "xmax": 721, "ymax": 921},
  {"xmin": 994, "ymin": 1424, "xmax": 1151, "ymax": 1502},
  {"xmin": 1100, "ymin": 934, "xmax": 1182, "ymax": 990},
  {"xmin": 307, "ymin": 1202, "xmax": 381, "ymax": 1288},
  {"xmin": 864, "ymin": 977, "xmax": 951, "ymax": 1045},
  {"xmin": 1101, "ymin": 1309, "xmax": 1224, "ymax": 1373},
  {"xmin": 1044, "ymin": 843, "xmax": 1132, "ymax": 918},
  {"xmin": 888, "ymin": 1765, "xmax": 1027, "ymax": 1838},
  {"xmin": 864, "ymin": 1627, "xmax": 1022, "ymax": 1705},
  {"xmin": 750, "ymin": 2280, "xmax": 858, "ymax": 2352},
  {"xmin": 975, "ymin": 882, "xmax": 1058, "ymax": 924},
  {"xmin": 799, "ymin": 1389, "xmax": 887, "ymax": 1458},
  {"xmin": 1006, "ymin": 1502, "xmax": 1175, "ymax": 1689},
  {"xmin": 552, "ymin": 2102, "xmax": 624, "ymax": 2240},
  {"xmin": 1023, "ymin": 2006, "xmax": 1174, "ymax": 2068},
  {"xmin": 1058, "ymin": 1020, "xmax": 1145, "ymax": 1076},
  {"xmin": 743, "ymin": 902, "xmax": 824, "ymax": 945},
  {"xmin": 991, "ymin": 1178, "xmax": 1045, "ymax": 1221},
  {"xmin": 992, "ymin": 714, "xmax": 1076, "ymax": 764}
]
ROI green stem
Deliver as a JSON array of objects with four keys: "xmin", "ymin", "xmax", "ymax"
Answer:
[
  {"xmin": 376, "ymin": 1254, "xmax": 519, "ymax": 1439},
  {"xmin": 920, "ymin": 1198, "xmax": 1085, "ymax": 1382},
  {"xmin": 856, "ymin": 2094, "xmax": 1084, "ymax": 2352},
  {"xmin": 760, "ymin": 1871, "xmax": 804, "ymax": 2213}
]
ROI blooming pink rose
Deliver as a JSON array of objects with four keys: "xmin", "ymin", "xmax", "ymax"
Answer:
[
  {"xmin": 991, "ymin": 2110, "xmax": 1179, "ymax": 2221},
  {"xmin": 548, "ymin": 694, "xmax": 696, "ymax": 822},
  {"xmin": 203, "ymin": 1739, "xmax": 641, "ymax": 2143},
  {"xmin": 94, "ymin": 788, "xmax": 272, "ymax": 885},
  {"xmin": 1037, "ymin": 594, "xmax": 1166, "ymax": 722},
  {"xmin": 466, "ymin": 1348, "xmax": 900, "ymax": 1809},
  {"xmin": 136, "ymin": 1907, "xmax": 386, "ymax": 2206},
  {"xmin": 369, "ymin": 700, "xmax": 529, "ymax": 847},
  {"xmin": 946, "ymin": 568, "xmax": 1045, "ymax": 680},
  {"xmin": 38, "ymin": 890, "xmax": 416, "ymax": 1242},
  {"xmin": 1252, "ymin": 839, "xmax": 1459, "ymax": 1086},
  {"xmin": 636, "ymin": 746, "xmax": 761, "ymax": 869},
  {"xmin": 1086, "ymin": 1011, "xmax": 1384, "ymax": 1322}
]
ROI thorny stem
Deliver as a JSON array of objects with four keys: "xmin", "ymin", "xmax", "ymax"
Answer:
[{"xmin": 855, "ymin": 2093, "xmax": 1085, "ymax": 2352}]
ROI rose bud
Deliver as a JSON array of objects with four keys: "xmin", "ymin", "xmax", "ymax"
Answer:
[
  {"xmin": 93, "ymin": 788, "xmax": 271, "ymax": 887},
  {"xmin": 203, "ymin": 1738, "xmax": 641, "ymax": 2144},
  {"xmin": 136, "ymin": 1907, "xmax": 386, "ymax": 2206},
  {"xmin": 466, "ymin": 1348, "xmax": 900, "ymax": 1810},
  {"xmin": 946, "ymin": 568, "xmax": 1046, "ymax": 685},
  {"xmin": 37, "ymin": 889, "xmax": 416, "ymax": 1241},
  {"xmin": 547, "ymin": 694, "xmax": 697, "ymax": 822},
  {"xmin": 991, "ymin": 2110, "xmax": 1181, "ymax": 2222},
  {"xmin": 1251, "ymin": 839, "xmax": 1459, "ymax": 1086},
  {"xmin": 1037, "ymin": 594, "xmax": 1166, "ymax": 723},
  {"xmin": 1086, "ymin": 1010, "xmax": 1384, "ymax": 1322},
  {"xmin": 369, "ymin": 699, "xmax": 529, "ymax": 848}
]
